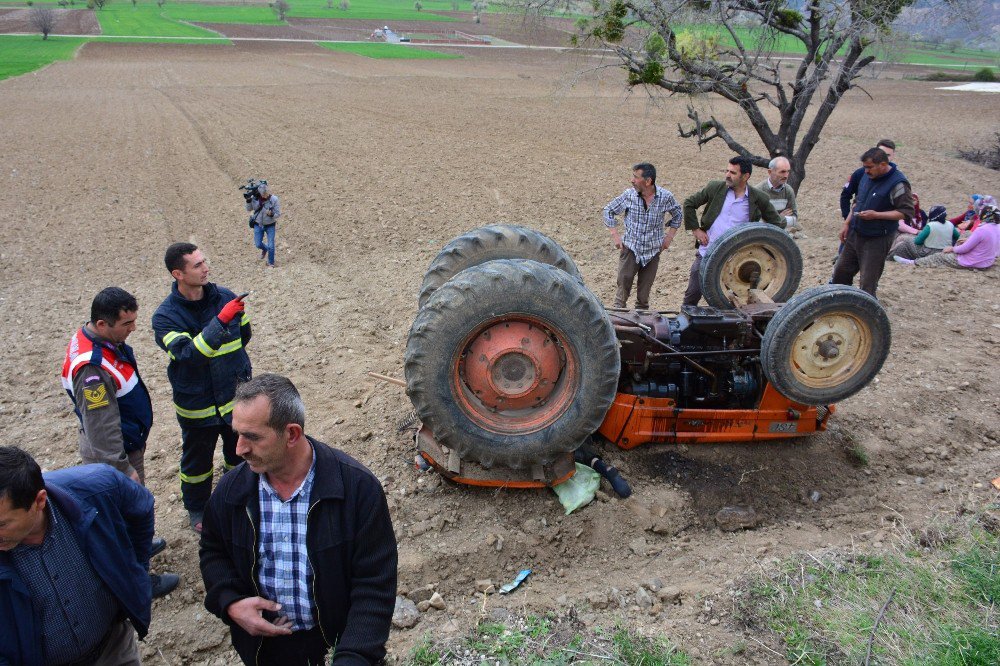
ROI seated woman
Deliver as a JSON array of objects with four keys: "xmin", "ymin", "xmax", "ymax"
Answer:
[
  {"xmin": 889, "ymin": 205, "xmax": 958, "ymax": 260},
  {"xmin": 895, "ymin": 205, "xmax": 999, "ymax": 270},
  {"xmin": 951, "ymin": 194, "xmax": 996, "ymax": 235}
]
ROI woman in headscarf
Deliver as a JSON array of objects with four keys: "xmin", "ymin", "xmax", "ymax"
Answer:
[
  {"xmin": 895, "ymin": 205, "xmax": 1000, "ymax": 270},
  {"xmin": 888, "ymin": 204, "xmax": 958, "ymax": 260}
]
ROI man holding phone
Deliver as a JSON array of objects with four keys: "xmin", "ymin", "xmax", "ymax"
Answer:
[
  {"xmin": 831, "ymin": 147, "xmax": 915, "ymax": 298},
  {"xmin": 153, "ymin": 242, "xmax": 253, "ymax": 533}
]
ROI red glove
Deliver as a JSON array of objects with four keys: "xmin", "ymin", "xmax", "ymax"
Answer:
[{"xmin": 218, "ymin": 297, "xmax": 245, "ymax": 325}]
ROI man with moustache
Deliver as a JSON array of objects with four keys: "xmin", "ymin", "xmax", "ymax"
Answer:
[
  {"xmin": 682, "ymin": 156, "xmax": 783, "ymax": 306},
  {"xmin": 199, "ymin": 374, "xmax": 397, "ymax": 665}
]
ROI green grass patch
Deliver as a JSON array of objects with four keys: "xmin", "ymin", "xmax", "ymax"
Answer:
[
  {"xmin": 736, "ymin": 505, "xmax": 1000, "ymax": 665},
  {"xmin": 164, "ymin": 4, "xmax": 282, "ymax": 25},
  {"xmin": 286, "ymin": 0, "xmax": 459, "ymax": 21},
  {"xmin": 0, "ymin": 34, "xmax": 86, "ymax": 81},
  {"xmin": 316, "ymin": 41, "xmax": 459, "ymax": 58},
  {"xmin": 94, "ymin": 3, "xmax": 224, "ymax": 38},
  {"xmin": 403, "ymin": 612, "xmax": 689, "ymax": 665}
]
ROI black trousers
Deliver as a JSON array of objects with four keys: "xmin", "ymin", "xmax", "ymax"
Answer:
[
  {"xmin": 256, "ymin": 627, "xmax": 329, "ymax": 666},
  {"xmin": 180, "ymin": 423, "xmax": 240, "ymax": 512}
]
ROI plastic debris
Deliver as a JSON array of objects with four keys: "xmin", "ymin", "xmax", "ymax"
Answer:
[
  {"xmin": 498, "ymin": 569, "xmax": 531, "ymax": 595},
  {"xmin": 552, "ymin": 463, "xmax": 600, "ymax": 514}
]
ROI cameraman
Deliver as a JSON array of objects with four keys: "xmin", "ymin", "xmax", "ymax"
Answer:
[{"xmin": 245, "ymin": 182, "xmax": 281, "ymax": 268}]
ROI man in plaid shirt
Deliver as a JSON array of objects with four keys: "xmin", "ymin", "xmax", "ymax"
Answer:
[
  {"xmin": 200, "ymin": 374, "xmax": 396, "ymax": 665},
  {"xmin": 603, "ymin": 162, "xmax": 683, "ymax": 310}
]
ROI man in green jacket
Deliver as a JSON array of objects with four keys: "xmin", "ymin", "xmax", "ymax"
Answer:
[{"xmin": 682, "ymin": 156, "xmax": 783, "ymax": 306}]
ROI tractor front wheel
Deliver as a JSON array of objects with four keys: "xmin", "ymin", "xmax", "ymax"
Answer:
[{"xmin": 761, "ymin": 285, "xmax": 891, "ymax": 405}]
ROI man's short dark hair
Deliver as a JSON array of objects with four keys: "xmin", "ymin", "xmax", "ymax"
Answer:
[
  {"xmin": 633, "ymin": 163, "xmax": 656, "ymax": 185},
  {"xmin": 0, "ymin": 447, "xmax": 44, "ymax": 511},
  {"xmin": 729, "ymin": 156, "xmax": 753, "ymax": 176},
  {"xmin": 235, "ymin": 373, "xmax": 306, "ymax": 433},
  {"xmin": 861, "ymin": 147, "xmax": 890, "ymax": 164},
  {"xmin": 876, "ymin": 139, "xmax": 896, "ymax": 151},
  {"xmin": 90, "ymin": 287, "xmax": 138, "ymax": 326},
  {"xmin": 164, "ymin": 242, "xmax": 199, "ymax": 274}
]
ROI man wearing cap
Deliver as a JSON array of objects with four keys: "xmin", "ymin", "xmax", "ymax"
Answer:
[
  {"xmin": 889, "ymin": 205, "xmax": 958, "ymax": 260},
  {"xmin": 246, "ymin": 181, "xmax": 281, "ymax": 268},
  {"xmin": 602, "ymin": 162, "xmax": 683, "ymax": 310}
]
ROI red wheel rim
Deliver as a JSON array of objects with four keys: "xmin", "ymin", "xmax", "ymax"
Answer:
[{"xmin": 454, "ymin": 315, "xmax": 578, "ymax": 434}]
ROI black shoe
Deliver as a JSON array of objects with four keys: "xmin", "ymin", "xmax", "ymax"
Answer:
[
  {"xmin": 150, "ymin": 537, "xmax": 167, "ymax": 558},
  {"xmin": 150, "ymin": 573, "xmax": 180, "ymax": 598},
  {"xmin": 188, "ymin": 510, "xmax": 204, "ymax": 534}
]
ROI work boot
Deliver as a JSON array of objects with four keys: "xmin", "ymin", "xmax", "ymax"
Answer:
[
  {"xmin": 150, "ymin": 537, "xmax": 167, "ymax": 557},
  {"xmin": 150, "ymin": 573, "xmax": 180, "ymax": 598},
  {"xmin": 188, "ymin": 510, "xmax": 204, "ymax": 534}
]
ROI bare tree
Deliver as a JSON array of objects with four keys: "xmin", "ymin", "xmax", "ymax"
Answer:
[
  {"xmin": 273, "ymin": 0, "xmax": 289, "ymax": 19},
  {"xmin": 472, "ymin": 0, "xmax": 487, "ymax": 22},
  {"xmin": 564, "ymin": 0, "xmax": 940, "ymax": 190},
  {"xmin": 29, "ymin": 5, "xmax": 57, "ymax": 39}
]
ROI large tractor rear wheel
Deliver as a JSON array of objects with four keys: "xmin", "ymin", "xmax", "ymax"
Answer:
[
  {"xmin": 761, "ymin": 285, "xmax": 890, "ymax": 405},
  {"xmin": 417, "ymin": 225, "xmax": 581, "ymax": 308},
  {"xmin": 405, "ymin": 259, "xmax": 620, "ymax": 469},
  {"xmin": 699, "ymin": 223, "xmax": 802, "ymax": 308}
]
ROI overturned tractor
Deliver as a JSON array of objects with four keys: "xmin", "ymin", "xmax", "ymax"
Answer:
[{"xmin": 404, "ymin": 225, "xmax": 890, "ymax": 488}]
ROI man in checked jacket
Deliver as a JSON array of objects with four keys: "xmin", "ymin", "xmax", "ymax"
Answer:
[
  {"xmin": 152, "ymin": 242, "xmax": 252, "ymax": 534},
  {"xmin": 603, "ymin": 162, "xmax": 683, "ymax": 311}
]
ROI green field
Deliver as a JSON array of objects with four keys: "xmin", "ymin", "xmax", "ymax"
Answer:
[
  {"xmin": 164, "ymin": 4, "xmax": 281, "ymax": 25},
  {"xmin": 0, "ymin": 34, "xmax": 86, "ymax": 79},
  {"xmin": 317, "ymin": 41, "xmax": 459, "ymax": 58},
  {"xmin": 94, "ymin": 4, "xmax": 225, "ymax": 38},
  {"xmin": 285, "ymin": 0, "xmax": 460, "ymax": 21}
]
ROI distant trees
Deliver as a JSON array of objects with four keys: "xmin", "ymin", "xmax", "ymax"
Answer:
[
  {"xmin": 273, "ymin": 0, "xmax": 289, "ymax": 19},
  {"xmin": 472, "ymin": 0, "xmax": 486, "ymax": 22},
  {"xmin": 339, "ymin": 0, "xmax": 349, "ymax": 9},
  {"xmin": 414, "ymin": 0, "xmax": 423, "ymax": 9},
  {"xmin": 29, "ymin": 5, "xmax": 57, "ymax": 39}
]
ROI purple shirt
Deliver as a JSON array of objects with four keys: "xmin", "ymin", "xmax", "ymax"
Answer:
[
  {"xmin": 699, "ymin": 188, "xmax": 750, "ymax": 257},
  {"xmin": 954, "ymin": 223, "xmax": 1000, "ymax": 269}
]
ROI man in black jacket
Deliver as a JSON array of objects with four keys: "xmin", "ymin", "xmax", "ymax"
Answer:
[{"xmin": 199, "ymin": 374, "xmax": 397, "ymax": 666}]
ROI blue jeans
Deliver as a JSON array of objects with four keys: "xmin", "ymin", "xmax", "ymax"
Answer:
[{"xmin": 254, "ymin": 223, "xmax": 276, "ymax": 265}]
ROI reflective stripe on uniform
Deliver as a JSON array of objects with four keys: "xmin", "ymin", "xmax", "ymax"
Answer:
[
  {"xmin": 173, "ymin": 403, "xmax": 216, "ymax": 420},
  {"xmin": 179, "ymin": 469, "xmax": 213, "ymax": 484},
  {"xmin": 162, "ymin": 331, "xmax": 192, "ymax": 346},
  {"xmin": 240, "ymin": 313, "xmax": 251, "ymax": 326},
  {"xmin": 223, "ymin": 460, "xmax": 239, "ymax": 471},
  {"xmin": 218, "ymin": 400, "xmax": 235, "ymax": 417},
  {"xmin": 192, "ymin": 334, "xmax": 244, "ymax": 359}
]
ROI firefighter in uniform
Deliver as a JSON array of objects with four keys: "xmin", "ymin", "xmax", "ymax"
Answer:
[
  {"xmin": 152, "ymin": 243, "xmax": 252, "ymax": 533},
  {"xmin": 62, "ymin": 286, "xmax": 179, "ymax": 597}
]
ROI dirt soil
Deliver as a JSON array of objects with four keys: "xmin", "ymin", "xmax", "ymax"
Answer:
[
  {"xmin": 0, "ymin": 7, "xmax": 101, "ymax": 35},
  {"xmin": 1, "ymin": 36, "xmax": 998, "ymax": 665}
]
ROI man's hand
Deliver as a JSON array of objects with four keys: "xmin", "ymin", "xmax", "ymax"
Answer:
[
  {"xmin": 942, "ymin": 246, "xmax": 954, "ymax": 254},
  {"xmin": 226, "ymin": 597, "xmax": 294, "ymax": 637},
  {"xmin": 128, "ymin": 469, "xmax": 141, "ymax": 484},
  {"xmin": 693, "ymin": 229, "xmax": 708, "ymax": 246},
  {"xmin": 838, "ymin": 220, "xmax": 851, "ymax": 242},
  {"xmin": 856, "ymin": 210, "xmax": 879, "ymax": 220},
  {"xmin": 779, "ymin": 208, "xmax": 793, "ymax": 217},
  {"xmin": 217, "ymin": 296, "xmax": 246, "ymax": 325},
  {"xmin": 266, "ymin": 210, "xmax": 274, "ymax": 217},
  {"xmin": 610, "ymin": 229, "xmax": 622, "ymax": 250},
  {"xmin": 661, "ymin": 237, "xmax": 672, "ymax": 250}
]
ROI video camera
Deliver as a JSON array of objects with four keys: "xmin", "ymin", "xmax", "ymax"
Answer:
[{"xmin": 239, "ymin": 178, "xmax": 268, "ymax": 202}]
